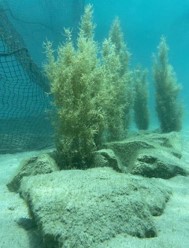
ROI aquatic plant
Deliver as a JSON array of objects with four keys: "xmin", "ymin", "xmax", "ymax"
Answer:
[
  {"xmin": 102, "ymin": 37, "xmax": 125, "ymax": 141},
  {"xmin": 109, "ymin": 17, "xmax": 130, "ymax": 76},
  {"xmin": 44, "ymin": 5, "xmax": 135, "ymax": 168},
  {"xmin": 44, "ymin": 5, "xmax": 105, "ymax": 168},
  {"xmin": 153, "ymin": 37, "xmax": 183, "ymax": 132},
  {"xmin": 103, "ymin": 18, "xmax": 133, "ymax": 140},
  {"xmin": 133, "ymin": 67, "xmax": 149, "ymax": 130}
]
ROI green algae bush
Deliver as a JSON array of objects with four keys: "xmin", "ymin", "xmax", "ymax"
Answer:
[
  {"xmin": 153, "ymin": 37, "xmax": 183, "ymax": 133},
  {"xmin": 44, "ymin": 6, "xmax": 183, "ymax": 169}
]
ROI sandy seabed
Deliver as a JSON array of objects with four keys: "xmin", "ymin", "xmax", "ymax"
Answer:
[{"xmin": 0, "ymin": 132, "xmax": 189, "ymax": 248}]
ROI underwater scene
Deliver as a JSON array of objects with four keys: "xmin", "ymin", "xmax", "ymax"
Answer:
[{"xmin": 0, "ymin": 0, "xmax": 189, "ymax": 247}]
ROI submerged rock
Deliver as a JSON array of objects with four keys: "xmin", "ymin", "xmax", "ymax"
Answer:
[
  {"xmin": 99, "ymin": 132, "xmax": 188, "ymax": 178},
  {"xmin": 131, "ymin": 149, "xmax": 187, "ymax": 178},
  {"xmin": 20, "ymin": 167, "xmax": 171, "ymax": 248},
  {"xmin": 7, "ymin": 153, "xmax": 59, "ymax": 192},
  {"xmin": 93, "ymin": 149, "xmax": 121, "ymax": 171}
]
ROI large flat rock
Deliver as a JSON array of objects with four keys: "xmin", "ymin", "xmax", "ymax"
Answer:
[
  {"xmin": 99, "ymin": 132, "xmax": 188, "ymax": 178},
  {"xmin": 20, "ymin": 167, "xmax": 171, "ymax": 248}
]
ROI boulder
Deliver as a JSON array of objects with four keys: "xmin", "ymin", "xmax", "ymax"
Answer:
[
  {"xmin": 131, "ymin": 149, "xmax": 187, "ymax": 178},
  {"xmin": 20, "ymin": 167, "xmax": 171, "ymax": 248},
  {"xmin": 93, "ymin": 149, "xmax": 121, "ymax": 171},
  {"xmin": 7, "ymin": 153, "xmax": 59, "ymax": 192},
  {"xmin": 100, "ymin": 132, "xmax": 188, "ymax": 178}
]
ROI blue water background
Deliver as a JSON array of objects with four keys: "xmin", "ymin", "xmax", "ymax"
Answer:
[{"xmin": 3, "ymin": 0, "xmax": 189, "ymax": 128}]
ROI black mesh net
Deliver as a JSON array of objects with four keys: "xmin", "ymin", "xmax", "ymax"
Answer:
[
  {"xmin": 0, "ymin": 1, "xmax": 85, "ymax": 153},
  {"xmin": 0, "ymin": 6, "xmax": 52, "ymax": 153}
]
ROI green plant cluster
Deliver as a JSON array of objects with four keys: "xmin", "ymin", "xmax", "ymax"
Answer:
[
  {"xmin": 102, "ymin": 18, "xmax": 133, "ymax": 141},
  {"xmin": 44, "ymin": 5, "xmax": 183, "ymax": 169},
  {"xmin": 133, "ymin": 67, "xmax": 149, "ymax": 130},
  {"xmin": 44, "ymin": 5, "xmax": 132, "ymax": 168},
  {"xmin": 153, "ymin": 37, "xmax": 183, "ymax": 133}
]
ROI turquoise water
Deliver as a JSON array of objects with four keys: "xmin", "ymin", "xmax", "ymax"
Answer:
[
  {"xmin": 0, "ymin": 2, "xmax": 189, "ymax": 247},
  {"xmin": 2, "ymin": 0, "xmax": 188, "ymax": 126},
  {"xmin": 91, "ymin": 0, "xmax": 189, "ymax": 127}
]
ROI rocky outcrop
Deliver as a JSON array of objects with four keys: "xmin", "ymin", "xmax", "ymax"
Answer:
[
  {"xmin": 7, "ymin": 132, "xmax": 187, "ymax": 195},
  {"xmin": 20, "ymin": 167, "xmax": 171, "ymax": 248},
  {"xmin": 7, "ymin": 153, "xmax": 59, "ymax": 192},
  {"xmin": 6, "ymin": 132, "xmax": 188, "ymax": 247},
  {"xmin": 95, "ymin": 132, "xmax": 188, "ymax": 178}
]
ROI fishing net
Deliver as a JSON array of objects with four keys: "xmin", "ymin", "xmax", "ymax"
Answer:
[
  {"xmin": 0, "ymin": 6, "xmax": 52, "ymax": 153},
  {"xmin": 0, "ymin": 1, "xmax": 85, "ymax": 153}
]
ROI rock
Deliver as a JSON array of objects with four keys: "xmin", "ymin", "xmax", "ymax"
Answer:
[
  {"xmin": 131, "ymin": 149, "xmax": 188, "ymax": 178},
  {"xmin": 142, "ymin": 131, "xmax": 182, "ymax": 158},
  {"xmin": 20, "ymin": 167, "xmax": 171, "ymax": 248},
  {"xmin": 102, "ymin": 132, "xmax": 188, "ymax": 178},
  {"xmin": 133, "ymin": 177, "xmax": 171, "ymax": 216},
  {"xmin": 7, "ymin": 153, "xmax": 59, "ymax": 192},
  {"xmin": 93, "ymin": 149, "xmax": 121, "ymax": 171}
]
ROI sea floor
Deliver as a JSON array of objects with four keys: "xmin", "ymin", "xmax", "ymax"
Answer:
[{"xmin": 0, "ymin": 131, "xmax": 189, "ymax": 248}]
